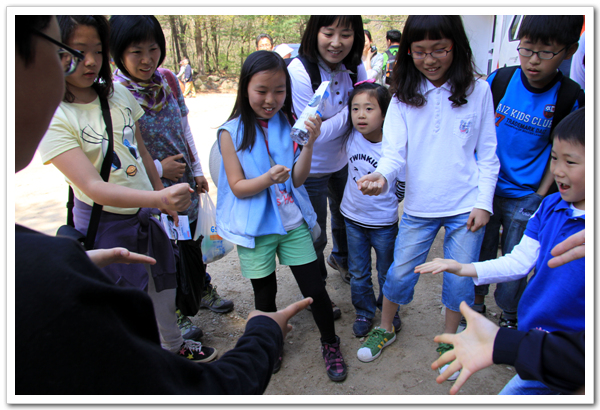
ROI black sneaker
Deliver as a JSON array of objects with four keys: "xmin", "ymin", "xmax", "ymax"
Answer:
[
  {"xmin": 178, "ymin": 340, "xmax": 218, "ymax": 363},
  {"xmin": 176, "ymin": 309, "xmax": 203, "ymax": 341},
  {"xmin": 392, "ymin": 312, "xmax": 402, "ymax": 333},
  {"xmin": 498, "ymin": 313, "xmax": 518, "ymax": 329},
  {"xmin": 321, "ymin": 336, "xmax": 347, "ymax": 382},
  {"xmin": 326, "ymin": 254, "xmax": 351, "ymax": 284},
  {"xmin": 332, "ymin": 301, "xmax": 342, "ymax": 320},
  {"xmin": 199, "ymin": 284, "xmax": 234, "ymax": 313},
  {"xmin": 353, "ymin": 315, "xmax": 373, "ymax": 337}
]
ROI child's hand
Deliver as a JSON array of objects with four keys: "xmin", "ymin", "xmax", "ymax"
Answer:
[
  {"xmin": 248, "ymin": 297, "xmax": 313, "ymax": 339},
  {"xmin": 466, "ymin": 208, "xmax": 490, "ymax": 232},
  {"xmin": 268, "ymin": 164, "xmax": 291, "ymax": 185},
  {"xmin": 304, "ymin": 114, "xmax": 322, "ymax": 147},
  {"xmin": 87, "ymin": 248, "xmax": 156, "ymax": 269},
  {"xmin": 431, "ymin": 301, "xmax": 499, "ymax": 395},
  {"xmin": 357, "ymin": 172, "xmax": 386, "ymax": 196},
  {"xmin": 415, "ymin": 258, "xmax": 463, "ymax": 275},
  {"xmin": 159, "ymin": 183, "xmax": 194, "ymax": 212},
  {"xmin": 548, "ymin": 229, "xmax": 585, "ymax": 268}
]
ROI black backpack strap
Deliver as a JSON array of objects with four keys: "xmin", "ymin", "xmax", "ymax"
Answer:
[
  {"xmin": 550, "ymin": 76, "xmax": 582, "ymax": 137},
  {"xmin": 491, "ymin": 65, "xmax": 519, "ymax": 111},
  {"xmin": 296, "ymin": 54, "xmax": 322, "ymax": 93}
]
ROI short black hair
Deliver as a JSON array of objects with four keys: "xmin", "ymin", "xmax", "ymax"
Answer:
[
  {"xmin": 299, "ymin": 15, "xmax": 365, "ymax": 70},
  {"xmin": 518, "ymin": 15, "xmax": 584, "ymax": 48},
  {"xmin": 255, "ymin": 33, "xmax": 273, "ymax": 47},
  {"xmin": 109, "ymin": 15, "xmax": 167, "ymax": 78},
  {"xmin": 386, "ymin": 29, "xmax": 402, "ymax": 44},
  {"xmin": 57, "ymin": 15, "xmax": 113, "ymax": 102},
  {"xmin": 553, "ymin": 107, "xmax": 585, "ymax": 147},
  {"xmin": 15, "ymin": 15, "xmax": 52, "ymax": 66}
]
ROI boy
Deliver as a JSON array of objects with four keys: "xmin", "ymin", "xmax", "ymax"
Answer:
[
  {"xmin": 475, "ymin": 15, "xmax": 584, "ymax": 328},
  {"xmin": 416, "ymin": 107, "xmax": 585, "ymax": 395}
]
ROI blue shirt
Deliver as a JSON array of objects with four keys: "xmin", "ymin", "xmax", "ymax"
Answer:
[
  {"xmin": 519, "ymin": 193, "xmax": 585, "ymax": 333},
  {"xmin": 487, "ymin": 68, "xmax": 583, "ymax": 198}
]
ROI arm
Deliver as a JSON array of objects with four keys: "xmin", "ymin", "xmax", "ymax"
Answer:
[
  {"xmin": 536, "ymin": 158, "xmax": 555, "ymax": 196},
  {"xmin": 220, "ymin": 130, "xmax": 289, "ymax": 199},
  {"xmin": 291, "ymin": 115, "xmax": 322, "ymax": 187},
  {"xmin": 181, "ymin": 115, "xmax": 209, "ymax": 193},
  {"xmin": 86, "ymin": 248, "xmax": 156, "ymax": 269},
  {"xmin": 135, "ymin": 124, "xmax": 164, "ymax": 192}
]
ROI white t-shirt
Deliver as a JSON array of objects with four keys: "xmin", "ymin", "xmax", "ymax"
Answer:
[
  {"xmin": 341, "ymin": 129, "xmax": 399, "ymax": 227},
  {"xmin": 39, "ymin": 83, "xmax": 149, "ymax": 215}
]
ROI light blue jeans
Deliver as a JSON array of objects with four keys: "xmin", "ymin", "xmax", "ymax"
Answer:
[
  {"xmin": 382, "ymin": 212, "xmax": 485, "ymax": 312},
  {"xmin": 499, "ymin": 374, "xmax": 560, "ymax": 395}
]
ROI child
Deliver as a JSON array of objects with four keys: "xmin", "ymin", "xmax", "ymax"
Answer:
[
  {"xmin": 288, "ymin": 16, "xmax": 368, "ymax": 298},
  {"xmin": 474, "ymin": 15, "xmax": 584, "ymax": 329},
  {"xmin": 417, "ymin": 107, "xmax": 585, "ymax": 395},
  {"xmin": 355, "ymin": 16, "xmax": 499, "ymax": 376},
  {"xmin": 37, "ymin": 15, "xmax": 216, "ymax": 363},
  {"xmin": 216, "ymin": 50, "xmax": 348, "ymax": 382},
  {"xmin": 109, "ymin": 15, "xmax": 233, "ymax": 341},
  {"xmin": 340, "ymin": 81, "xmax": 403, "ymax": 337}
]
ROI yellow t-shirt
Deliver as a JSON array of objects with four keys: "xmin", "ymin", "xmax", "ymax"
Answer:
[{"xmin": 39, "ymin": 83, "xmax": 150, "ymax": 214}]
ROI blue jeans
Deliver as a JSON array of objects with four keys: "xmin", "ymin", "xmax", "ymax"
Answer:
[
  {"xmin": 383, "ymin": 212, "xmax": 485, "ymax": 312},
  {"xmin": 304, "ymin": 165, "xmax": 349, "ymax": 282},
  {"xmin": 499, "ymin": 375, "xmax": 560, "ymax": 395},
  {"xmin": 475, "ymin": 193, "xmax": 543, "ymax": 314},
  {"xmin": 345, "ymin": 218, "xmax": 398, "ymax": 319}
]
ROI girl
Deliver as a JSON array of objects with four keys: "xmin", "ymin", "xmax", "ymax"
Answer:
[
  {"xmin": 288, "ymin": 16, "xmax": 367, "ymax": 300},
  {"xmin": 108, "ymin": 15, "xmax": 234, "ymax": 338},
  {"xmin": 362, "ymin": 30, "xmax": 385, "ymax": 85},
  {"xmin": 37, "ymin": 15, "xmax": 217, "ymax": 363},
  {"xmin": 340, "ymin": 81, "xmax": 403, "ymax": 338},
  {"xmin": 356, "ymin": 16, "xmax": 499, "ymax": 379},
  {"xmin": 216, "ymin": 50, "xmax": 347, "ymax": 382}
]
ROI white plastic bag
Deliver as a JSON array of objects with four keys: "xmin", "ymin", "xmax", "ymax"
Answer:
[{"xmin": 194, "ymin": 193, "xmax": 234, "ymax": 263}]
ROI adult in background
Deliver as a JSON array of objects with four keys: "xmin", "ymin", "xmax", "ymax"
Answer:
[
  {"xmin": 177, "ymin": 57, "xmax": 196, "ymax": 98},
  {"xmin": 362, "ymin": 29, "xmax": 385, "ymax": 85},
  {"xmin": 382, "ymin": 29, "xmax": 401, "ymax": 87},
  {"xmin": 256, "ymin": 33, "xmax": 274, "ymax": 51},
  {"xmin": 275, "ymin": 44, "xmax": 294, "ymax": 59}
]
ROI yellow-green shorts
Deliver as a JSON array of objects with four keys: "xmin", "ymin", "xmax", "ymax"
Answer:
[{"xmin": 237, "ymin": 223, "xmax": 317, "ymax": 279}]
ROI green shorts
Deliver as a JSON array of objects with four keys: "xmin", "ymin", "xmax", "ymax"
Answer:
[{"xmin": 237, "ymin": 223, "xmax": 317, "ymax": 279}]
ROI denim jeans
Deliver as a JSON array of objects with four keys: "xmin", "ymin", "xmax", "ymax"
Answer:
[
  {"xmin": 383, "ymin": 212, "xmax": 485, "ymax": 312},
  {"xmin": 304, "ymin": 165, "xmax": 349, "ymax": 282},
  {"xmin": 499, "ymin": 374, "xmax": 560, "ymax": 395},
  {"xmin": 475, "ymin": 193, "xmax": 544, "ymax": 314},
  {"xmin": 345, "ymin": 218, "xmax": 398, "ymax": 319}
]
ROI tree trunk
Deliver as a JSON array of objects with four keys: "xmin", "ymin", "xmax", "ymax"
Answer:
[
  {"xmin": 193, "ymin": 16, "xmax": 205, "ymax": 75},
  {"xmin": 169, "ymin": 15, "xmax": 182, "ymax": 64},
  {"xmin": 177, "ymin": 16, "xmax": 189, "ymax": 60}
]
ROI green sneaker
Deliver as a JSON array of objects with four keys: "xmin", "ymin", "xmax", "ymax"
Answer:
[
  {"xmin": 199, "ymin": 284, "xmax": 234, "ymax": 313},
  {"xmin": 176, "ymin": 309, "xmax": 203, "ymax": 341},
  {"xmin": 356, "ymin": 326, "xmax": 396, "ymax": 363},
  {"xmin": 436, "ymin": 343, "xmax": 460, "ymax": 381}
]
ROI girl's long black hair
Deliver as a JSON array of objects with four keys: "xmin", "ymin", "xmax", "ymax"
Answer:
[
  {"xmin": 57, "ymin": 15, "xmax": 113, "ymax": 102},
  {"xmin": 228, "ymin": 50, "xmax": 295, "ymax": 152},
  {"xmin": 392, "ymin": 15, "xmax": 476, "ymax": 107},
  {"xmin": 345, "ymin": 82, "xmax": 391, "ymax": 138}
]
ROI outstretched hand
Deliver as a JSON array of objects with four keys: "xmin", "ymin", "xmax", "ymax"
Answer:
[
  {"xmin": 247, "ymin": 297, "xmax": 313, "ymax": 339},
  {"xmin": 415, "ymin": 258, "xmax": 463, "ymax": 275},
  {"xmin": 548, "ymin": 229, "xmax": 585, "ymax": 268},
  {"xmin": 87, "ymin": 247, "xmax": 156, "ymax": 269},
  {"xmin": 356, "ymin": 172, "xmax": 386, "ymax": 196},
  {"xmin": 431, "ymin": 301, "xmax": 499, "ymax": 395}
]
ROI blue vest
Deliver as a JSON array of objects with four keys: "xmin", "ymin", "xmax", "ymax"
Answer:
[{"xmin": 215, "ymin": 113, "xmax": 317, "ymax": 248}]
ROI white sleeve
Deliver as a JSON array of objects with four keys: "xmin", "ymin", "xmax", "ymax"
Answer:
[
  {"xmin": 154, "ymin": 159, "xmax": 163, "ymax": 178},
  {"xmin": 473, "ymin": 83, "xmax": 500, "ymax": 214},
  {"xmin": 376, "ymin": 98, "xmax": 405, "ymax": 194},
  {"xmin": 181, "ymin": 115, "xmax": 203, "ymax": 177},
  {"xmin": 472, "ymin": 234, "xmax": 540, "ymax": 285},
  {"xmin": 367, "ymin": 53, "xmax": 384, "ymax": 82}
]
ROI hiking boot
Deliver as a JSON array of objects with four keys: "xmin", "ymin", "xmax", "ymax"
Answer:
[
  {"xmin": 273, "ymin": 349, "xmax": 283, "ymax": 374},
  {"xmin": 498, "ymin": 313, "xmax": 518, "ymax": 329},
  {"xmin": 199, "ymin": 284, "xmax": 234, "ymax": 313},
  {"xmin": 321, "ymin": 336, "xmax": 347, "ymax": 382},
  {"xmin": 392, "ymin": 312, "xmax": 402, "ymax": 333},
  {"xmin": 178, "ymin": 340, "xmax": 218, "ymax": 363},
  {"xmin": 352, "ymin": 316, "xmax": 373, "ymax": 337},
  {"xmin": 356, "ymin": 326, "xmax": 396, "ymax": 363},
  {"xmin": 176, "ymin": 309, "xmax": 203, "ymax": 341},
  {"xmin": 436, "ymin": 342, "xmax": 460, "ymax": 381},
  {"xmin": 326, "ymin": 254, "xmax": 351, "ymax": 284}
]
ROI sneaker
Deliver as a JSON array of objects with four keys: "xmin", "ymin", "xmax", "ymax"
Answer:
[
  {"xmin": 326, "ymin": 254, "xmax": 351, "ymax": 284},
  {"xmin": 178, "ymin": 340, "xmax": 218, "ymax": 363},
  {"xmin": 273, "ymin": 349, "xmax": 283, "ymax": 374},
  {"xmin": 176, "ymin": 309, "xmax": 203, "ymax": 341},
  {"xmin": 498, "ymin": 313, "xmax": 518, "ymax": 329},
  {"xmin": 436, "ymin": 343, "xmax": 460, "ymax": 381},
  {"xmin": 332, "ymin": 301, "xmax": 342, "ymax": 320},
  {"xmin": 199, "ymin": 284, "xmax": 234, "ymax": 313},
  {"xmin": 392, "ymin": 312, "xmax": 402, "ymax": 333},
  {"xmin": 352, "ymin": 316, "xmax": 373, "ymax": 337},
  {"xmin": 356, "ymin": 326, "xmax": 396, "ymax": 363},
  {"xmin": 321, "ymin": 336, "xmax": 348, "ymax": 382}
]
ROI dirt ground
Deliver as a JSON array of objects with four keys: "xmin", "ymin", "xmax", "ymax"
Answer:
[{"xmin": 15, "ymin": 92, "xmax": 516, "ymax": 396}]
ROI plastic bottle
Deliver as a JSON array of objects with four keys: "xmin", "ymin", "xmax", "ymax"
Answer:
[{"xmin": 291, "ymin": 81, "xmax": 330, "ymax": 145}]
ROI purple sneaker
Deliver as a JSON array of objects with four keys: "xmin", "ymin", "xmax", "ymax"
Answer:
[{"xmin": 321, "ymin": 336, "xmax": 347, "ymax": 382}]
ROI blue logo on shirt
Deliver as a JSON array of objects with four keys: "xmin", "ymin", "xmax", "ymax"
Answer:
[{"xmin": 459, "ymin": 120, "xmax": 472, "ymax": 133}]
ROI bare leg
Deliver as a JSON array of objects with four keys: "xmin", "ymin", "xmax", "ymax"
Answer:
[
  {"xmin": 444, "ymin": 308, "xmax": 462, "ymax": 334},
  {"xmin": 380, "ymin": 296, "xmax": 398, "ymax": 333}
]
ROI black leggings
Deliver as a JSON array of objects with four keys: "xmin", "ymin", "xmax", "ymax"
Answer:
[{"xmin": 250, "ymin": 260, "xmax": 336, "ymax": 344}]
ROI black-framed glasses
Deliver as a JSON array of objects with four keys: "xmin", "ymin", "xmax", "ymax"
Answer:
[
  {"xmin": 33, "ymin": 29, "xmax": 84, "ymax": 75},
  {"xmin": 517, "ymin": 46, "xmax": 567, "ymax": 60},
  {"xmin": 409, "ymin": 45, "xmax": 453, "ymax": 60}
]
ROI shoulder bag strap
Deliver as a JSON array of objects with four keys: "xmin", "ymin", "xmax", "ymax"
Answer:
[{"xmin": 491, "ymin": 65, "xmax": 519, "ymax": 111}]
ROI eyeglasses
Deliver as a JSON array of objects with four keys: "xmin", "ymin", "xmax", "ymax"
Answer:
[
  {"xmin": 33, "ymin": 29, "xmax": 84, "ymax": 75},
  {"xmin": 409, "ymin": 45, "xmax": 453, "ymax": 60},
  {"xmin": 517, "ymin": 46, "xmax": 567, "ymax": 60}
]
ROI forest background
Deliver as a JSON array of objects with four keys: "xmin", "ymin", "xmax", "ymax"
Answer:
[{"xmin": 155, "ymin": 14, "xmax": 407, "ymax": 87}]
